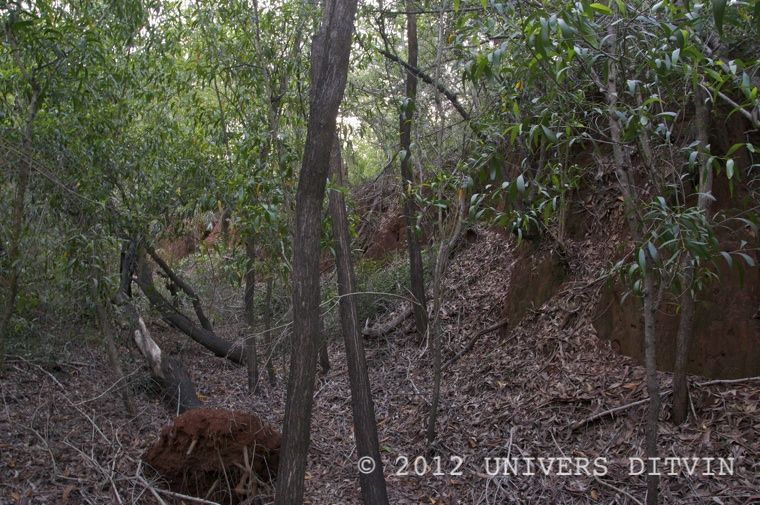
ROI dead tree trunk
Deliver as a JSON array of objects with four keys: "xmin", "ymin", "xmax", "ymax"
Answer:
[
  {"xmin": 328, "ymin": 132, "xmax": 390, "ymax": 504},
  {"xmin": 606, "ymin": 15, "xmax": 660, "ymax": 505},
  {"xmin": 400, "ymin": 0, "xmax": 428, "ymax": 341},
  {"xmin": 129, "ymin": 311, "xmax": 201, "ymax": 413},
  {"xmin": 672, "ymin": 83, "xmax": 714, "ymax": 425},
  {"xmin": 133, "ymin": 246, "xmax": 245, "ymax": 364},
  {"xmin": 244, "ymin": 236, "xmax": 259, "ymax": 393},
  {"xmin": 274, "ymin": 0, "xmax": 358, "ymax": 501},
  {"xmin": 0, "ymin": 85, "xmax": 39, "ymax": 373},
  {"xmin": 114, "ymin": 245, "xmax": 200, "ymax": 414}
]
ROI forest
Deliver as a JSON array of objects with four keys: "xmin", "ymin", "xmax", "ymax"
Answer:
[{"xmin": 1, "ymin": 0, "xmax": 759, "ymax": 503}]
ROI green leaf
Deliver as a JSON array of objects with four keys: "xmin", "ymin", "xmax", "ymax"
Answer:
[
  {"xmin": 720, "ymin": 251, "xmax": 732, "ymax": 268},
  {"xmin": 688, "ymin": 150, "xmax": 699, "ymax": 168},
  {"xmin": 647, "ymin": 241, "xmax": 658, "ymax": 263},
  {"xmin": 738, "ymin": 252, "xmax": 756, "ymax": 267},
  {"xmin": 713, "ymin": 0, "xmax": 727, "ymax": 36},
  {"xmin": 638, "ymin": 248, "xmax": 647, "ymax": 272},
  {"xmin": 675, "ymin": 28, "xmax": 689, "ymax": 48},
  {"xmin": 516, "ymin": 174, "xmax": 526, "ymax": 193},
  {"xmin": 726, "ymin": 158, "xmax": 735, "ymax": 179},
  {"xmin": 453, "ymin": 0, "xmax": 460, "ymax": 13},
  {"xmin": 558, "ymin": 18, "xmax": 576, "ymax": 37},
  {"xmin": 590, "ymin": 3, "xmax": 613, "ymax": 15},
  {"xmin": 726, "ymin": 143, "xmax": 745, "ymax": 156},
  {"xmin": 541, "ymin": 125, "xmax": 557, "ymax": 142}
]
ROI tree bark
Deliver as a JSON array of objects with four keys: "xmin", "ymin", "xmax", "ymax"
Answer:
[
  {"xmin": 318, "ymin": 314, "xmax": 330, "ymax": 374},
  {"xmin": 263, "ymin": 278, "xmax": 276, "ymax": 385},
  {"xmin": 672, "ymin": 83, "xmax": 714, "ymax": 425},
  {"xmin": 244, "ymin": 236, "xmax": 259, "ymax": 393},
  {"xmin": 377, "ymin": 47, "xmax": 471, "ymax": 123},
  {"xmin": 0, "ymin": 86, "xmax": 39, "ymax": 373},
  {"xmin": 426, "ymin": 189, "xmax": 466, "ymax": 445},
  {"xmin": 400, "ymin": 0, "xmax": 429, "ymax": 341},
  {"xmin": 146, "ymin": 246, "xmax": 214, "ymax": 332},
  {"xmin": 605, "ymin": 14, "xmax": 660, "ymax": 505},
  {"xmin": 274, "ymin": 0, "xmax": 358, "ymax": 501},
  {"xmin": 327, "ymin": 132, "xmax": 390, "ymax": 504},
  {"xmin": 129, "ymin": 311, "xmax": 201, "ymax": 413},
  {"xmin": 133, "ymin": 247, "xmax": 246, "ymax": 364},
  {"xmin": 89, "ymin": 279, "xmax": 136, "ymax": 417},
  {"xmin": 114, "ymin": 245, "xmax": 200, "ymax": 414}
]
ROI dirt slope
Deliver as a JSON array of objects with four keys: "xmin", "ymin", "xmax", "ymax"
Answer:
[{"xmin": 1, "ymin": 227, "xmax": 759, "ymax": 504}]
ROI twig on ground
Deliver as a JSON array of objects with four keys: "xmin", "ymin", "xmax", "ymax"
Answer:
[
  {"xmin": 443, "ymin": 318, "xmax": 509, "ymax": 370},
  {"xmin": 594, "ymin": 475, "xmax": 644, "ymax": 505},
  {"xmin": 569, "ymin": 391, "xmax": 673, "ymax": 431},
  {"xmin": 137, "ymin": 472, "xmax": 223, "ymax": 504},
  {"xmin": 571, "ymin": 375, "xmax": 760, "ymax": 430}
]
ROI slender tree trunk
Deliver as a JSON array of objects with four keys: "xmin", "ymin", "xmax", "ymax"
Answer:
[
  {"xmin": 426, "ymin": 189, "xmax": 466, "ymax": 445},
  {"xmin": 672, "ymin": 83, "xmax": 714, "ymax": 425},
  {"xmin": 89, "ymin": 279, "xmax": 136, "ymax": 416},
  {"xmin": 606, "ymin": 15, "xmax": 660, "ymax": 505},
  {"xmin": 318, "ymin": 314, "xmax": 330, "ymax": 374},
  {"xmin": 671, "ymin": 263, "xmax": 695, "ymax": 424},
  {"xmin": 0, "ymin": 87, "xmax": 39, "ymax": 373},
  {"xmin": 327, "ymin": 132, "xmax": 389, "ymax": 504},
  {"xmin": 400, "ymin": 0, "xmax": 428, "ymax": 340},
  {"xmin": 274, "ymin": 0, "xmax": 358, "ymax": 501},
  {"xmin": 244, "ymin": 236, "xmax": 259, "ymax": 393},
  {"xmin": 263, "ymin": 278, "xmax": 276, "ymax": 385}
]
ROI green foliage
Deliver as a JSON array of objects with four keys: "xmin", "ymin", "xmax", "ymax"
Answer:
[
  {"xmin": 351, "ymin": 251, "xmax": 434, "ymax": 331},
  {"xmin": 2, "ymin": 0, "xmax": 759, "ymax": 360}
]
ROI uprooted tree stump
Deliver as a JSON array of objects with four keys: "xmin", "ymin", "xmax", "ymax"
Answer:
[{"xmin": 144, "ymin": 408, "xmax": 281, "ymax": 504}]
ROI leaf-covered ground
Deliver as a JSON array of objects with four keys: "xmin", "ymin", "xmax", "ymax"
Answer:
[{"xmin": 1, "ymin": 227, "xmax": 759, "ymax": 504}]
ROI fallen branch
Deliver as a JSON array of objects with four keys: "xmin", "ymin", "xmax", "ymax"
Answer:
[
  {"xmin": 134, "ymin": 247, "xmax": 245, "ymax": 365},
  {"xmin": 443, "ymin": 318, "xmax": 509, "ymax": 370},
  {"xmin": 362, "ymin": 305, "xmax": 414, "ymax": 337},
  {"xmin": 570, "ymin": 391, "xmax": 672, "ymax": 431},
  {"xmin": 695, "ymin": 376, "xmax": 760, "ymax": 387},
  {"xmin": 594, "ymin": 475, "xmax": 644, "ymax": 505},
  {"xmin": 146, "ymin": 245, "xmax": 214, "ymax": 331},
  {"xmin": 137, "ymin": 476, "xmax": 222, "ymax": 505},
  {"xmin": 570, "ymin": 375, "xmax": 760, "ymax": 430}
]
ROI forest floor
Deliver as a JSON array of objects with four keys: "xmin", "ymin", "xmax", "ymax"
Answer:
[{"xmin": 2, "ymin": 228, "xmax": 760, "ymax": 505}]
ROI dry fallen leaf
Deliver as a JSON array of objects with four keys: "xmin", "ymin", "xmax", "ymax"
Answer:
[{"xmin": 61, "ymin": 485, "xmax": 76, "ymax": 504}]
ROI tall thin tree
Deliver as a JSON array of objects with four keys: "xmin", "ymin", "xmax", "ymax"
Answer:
[
  {"xmin": 399, "ymin": 0, "xmax": 428, "ymax": 340},
  {"xmin": 244, "ymin": 236, "xmax": 259, "ymax": 393},
  {"xmin": 672, "ymin": 83, "xmax": 714, "ymax": 424},
  {"xmin": 274, "ymin": 0, "xmax": 359, "ymax": 502},
  {"xmin": 606, "ymin": 11, "xmax": 660, "ymax": 504},
  {"xmin": 327, "ymin": 131, "xmax": 389, "ymax": 504}
]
